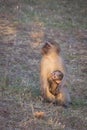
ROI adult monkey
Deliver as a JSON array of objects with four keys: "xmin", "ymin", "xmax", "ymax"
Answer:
[{"xmin": 40, "ymin": 39, "xmax": 71, "ymax": 106}]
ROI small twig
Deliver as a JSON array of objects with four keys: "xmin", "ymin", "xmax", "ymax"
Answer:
[
  {"xmin": 31, "ymin": 103, "xmax": 34, "ymax": 115},
  {"xmin": 30, "ymin": 102, "xmax": 36, "ymax": 122}
]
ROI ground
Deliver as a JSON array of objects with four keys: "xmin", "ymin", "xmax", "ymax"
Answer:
[{"xmin": 0, "ymin": 0, "xmax": 87, "ymax": 130}]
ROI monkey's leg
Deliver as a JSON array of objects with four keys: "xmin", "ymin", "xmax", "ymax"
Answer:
[
  {"xmin": 56, "ymin": 86, "xmax": 71, "ymax": 107},
  {"xmin": 46, "ymin": 87, "xmax": 56, "ymax": 102}
]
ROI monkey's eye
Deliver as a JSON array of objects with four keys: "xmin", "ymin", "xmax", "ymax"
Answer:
[{"xmin": 52, "ymin": 74, "xmax": 58, "ymax": 79}]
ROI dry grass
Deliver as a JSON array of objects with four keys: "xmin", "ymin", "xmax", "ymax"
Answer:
[{"xmin": 0, "ymin": 0, "xmax": 87, "ymax": 130}]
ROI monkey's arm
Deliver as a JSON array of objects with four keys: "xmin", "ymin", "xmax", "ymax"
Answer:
[
  {"xmin": 40, "ymin": 76, "xmax": 55, "ymax": 102},
  {"xmin": 40, "ymin": 58, "xmax": 56, "ymax": 102},
  {"xmin": 57, "ymin": 56, "xmax": 67, "ymax": 87}
]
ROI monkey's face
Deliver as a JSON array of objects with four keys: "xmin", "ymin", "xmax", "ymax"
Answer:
[
  {"xmin": 42, "ymin": 40, "xmax": 60, "ymax": 55},
  {"xmin": 51, "ymin": 70, "xmax": 64, "ymax": 84},
  {"xmin": 42, "ymin": 42, "xmax": 51, "ymax": 54}
]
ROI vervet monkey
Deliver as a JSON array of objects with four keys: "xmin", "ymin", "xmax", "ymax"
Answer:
[{"xmin": 40, "ymin": 40, "xmax": 71, "ymax": 106}]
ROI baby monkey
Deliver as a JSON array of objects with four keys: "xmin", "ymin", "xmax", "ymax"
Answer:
[
  {"xmin": 48, "ymin": 70, "xmax": 64, "ymax": 96},
  {"xmin": 48, "ymin": 70, "xmax": 71, "ymax": 107}
]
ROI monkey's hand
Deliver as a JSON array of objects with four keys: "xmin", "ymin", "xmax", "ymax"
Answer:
[{"xmin": 45, "ymin": 87, "xmax": 56, "ymax": 102}]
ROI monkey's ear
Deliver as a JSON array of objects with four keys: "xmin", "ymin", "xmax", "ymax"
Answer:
[{"xmin": 56, "ymin": 46, "xmax": 61, "ymax": 53}]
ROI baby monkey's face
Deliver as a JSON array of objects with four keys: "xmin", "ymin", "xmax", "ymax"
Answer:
[{"xmin": 51, "ymin": 70, "xmax": 64, "ymax": 84}]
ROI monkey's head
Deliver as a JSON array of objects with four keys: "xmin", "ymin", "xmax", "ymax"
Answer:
[
  {"xmin": 42, "ymin": 39, "xmax": 60, "ymax": 55},
  {"xmin": 51, "ymin": 70, "xmax": 64, "ymax": 84}
]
